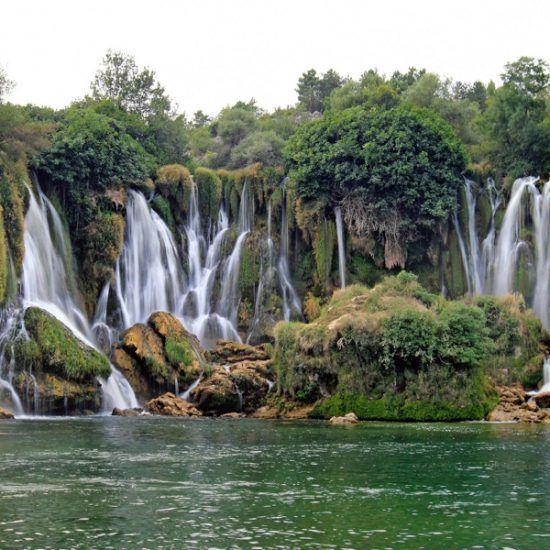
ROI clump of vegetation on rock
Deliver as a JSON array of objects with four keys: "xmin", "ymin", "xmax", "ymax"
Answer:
[{"xmin": 274, "ymin": 272, "xmax": 545, "ymax": 420}]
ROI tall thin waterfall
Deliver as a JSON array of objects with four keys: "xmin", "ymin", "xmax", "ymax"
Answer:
[
  {"xmin": 452, "ymin": 211, "xmax": 472, "ymax": 295},
  {"xmin": 532, "ymin": 181, "xmax": 550, "ymax": 328},
  {"xmin": 115, "ymin": 190, "xmax": 185, "ymax": 327},
  {"xmin": 20, "ymin": 186, "xmax": 138, "ymax": 412},
  {"xmin": 334, "ymin": 206, "xmax": 347, "ymax": 288},
  {"xmin": 278, "ymin": 187, "xmax": 301, "ymax": 319},
  {"xmin": 217, "ymin": 182, "xmax": 253, "ymax": 326}
]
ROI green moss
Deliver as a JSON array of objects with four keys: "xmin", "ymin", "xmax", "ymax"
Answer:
[
  {"xmin": 238, "ymin": 237, "xmax": 259, "ymax": 294},
  {"xmin": 165, "ymin": 337, "xmax": 194, "ymax": 369},
  {"xmin": 0, "ymin": 205, "xmax": 8, "ymax": 304},
  {"xmin": 0, "ymin": 164, "xmax": 26, "ymax": 274},
  {"xmin": 156, "ymin": 164, "xmax": 193, "ymax": 218},
  {"xmin": 195, "ymin": 167, "xmax": 222, "ymax": 221},
  {"xmin": 314, "ymin": 218, "xmax": 336, "ymax": 289},
  {"xmin": 22, "ymin": 307, "xmax": 111, "ymax": 381},
  {"xmin": 151, "ymin": 195, "xmax": 174, "ymax": 232},
  {"xmin": 81, "ymin": 211, "xmax": 124, "ymax": 311}
]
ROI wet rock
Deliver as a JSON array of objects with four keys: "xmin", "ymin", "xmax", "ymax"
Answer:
[
  {"xmin": 534, "ymin": 392, "xmax": 550, "ymax": 409},
  {"xmin": 112, "ymin": 407, "xmax": 143, "ymax": 417},
  {"xmin": 329, "ymin": 412, "xmax": 359, "ymax": 425},
  {"xmin": 208, "ymin": 340, "xmax": 269, "ymax": 364},
  {"xmin": 191, "ymin": 367, "xmax": 240, "ymax": 415},
  {"xmin": 111, "ymin": 312, "xmax": 205, "ymax": 401},
  {"xmin": 488, "ymin": 385, "xmax": 549, "ymax": 423},
  {"xmin": 144, "ymin": 392, "xmax": 202, "ymax": 417},
  {"xmin": 230, "ymin": 360, "xmax": 272, "ymax": 411},
  {"xmin": 0, "ymin": 407, "xmax": 15, "ymax": 419},
  {"xmin": 283, "ymin": 404, "xmax": 315, "ymax": 419},
  {"xmin": 221, "ymin": 412, "xmax": 246, "ymax": 418}
]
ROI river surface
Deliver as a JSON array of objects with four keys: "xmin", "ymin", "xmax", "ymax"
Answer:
[{"xmin": 0, "ymin": 418, "xmax": 548, "ymax": 549}]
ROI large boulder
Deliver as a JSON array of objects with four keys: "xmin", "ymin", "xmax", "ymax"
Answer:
[
  {"xmin": 13, "ymin": 307, "xmax": 110, "ymax": 414},
  {"xmin": 191, "ymin": 367, "xmax": 240, "ymax": 415},
  {"xmin": 144, "ymin": 392, "xmax": 202, "ymax": 417},
  {"xmin": 329, "ymin": 412, "xmax": 359, "ymax": 425},
  {"xmin": 0, "ymin": 407, "xmax": 15, "ymax": 419},
  {"xmin": 111, "ymin": 312, "xmax": 204, "ymax": 401},
  {"xmin": 534, "ymin": 392, "xmax": 550, "ymax": 409}
]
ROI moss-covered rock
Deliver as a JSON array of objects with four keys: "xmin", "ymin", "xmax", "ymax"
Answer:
[
  {"xmin": 273, "ymin": 272, "xmax": 531, "ymax": 421},
  {"xmin": 111, "ymin": 311, "xmax": 204, "ymax": 401},
  {"xmin": 21, "ymin": 307, "xmax": 110, "ymax": 381},
  {"xmin": 12, "ymin": 307, "xmax": 109, "ymax": 413},
  {"xmin": 155, "ymin": 164, "xmax": 193, "ymax": 220},
  {"xmin": 195, "ymin": 167, "xmax": 222, "ymax": 221}
]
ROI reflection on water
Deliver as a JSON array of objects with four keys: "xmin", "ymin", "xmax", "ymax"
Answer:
[{"xmin": 0, "ymin": 418, "xmax": 548, "ymax": 548}]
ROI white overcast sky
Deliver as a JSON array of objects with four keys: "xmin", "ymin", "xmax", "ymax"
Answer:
[{"xmin": 2, "ymin": 0, "xmax": 549, "ymax": 116}]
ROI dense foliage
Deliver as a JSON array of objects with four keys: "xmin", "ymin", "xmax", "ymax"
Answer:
[
  {"xmin": 274, "ymin": 272, "xmax": 546, "ymax": 420},
  {"xmin": 285, "ymin": 104, "xmax": 467, "ymax": 267}
]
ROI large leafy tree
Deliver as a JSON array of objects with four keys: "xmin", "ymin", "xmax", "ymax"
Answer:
[
  {"xmin": 284, "ymin": 104, "xmax": 466, "ymax": 267},
  {"xmin": 483, "ymin": 56, "xmax": 550, "ymax": 178},
  {"xmin": 91, "ymin": 51, "xmax": 171, "ymax": 117}
]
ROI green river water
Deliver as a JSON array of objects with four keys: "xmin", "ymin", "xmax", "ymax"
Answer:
[{"xmin": 0, "ymin": 417, "xmax": 548, "ymax": 549}]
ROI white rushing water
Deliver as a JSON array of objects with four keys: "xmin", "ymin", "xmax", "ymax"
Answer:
[
  {"xmin": 278, "ymin": 186, "xmax": 301, "ymax": 320},
  {"xmin": 16, "ymin": 185, "xmax": 138, "ymax": 413},
  {"xmin": 182, "ymin": 183, "xmax": 240, "ymax": 346},
  {"xmin": 334, "ymin": 206, "xmax": 347, "ymax": 288},
  {"xmin": 115, "ymin": 190, "xmax": 184, "ymax": 328},
  {"xmin": 455, "ymin": 177, "xmax": 549, "ymax": 328}
]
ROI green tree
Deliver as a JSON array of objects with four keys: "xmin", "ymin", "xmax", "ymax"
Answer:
[
  {"xmin": 229, "ymin": 130, "xmax": 284, "ymax": 168},
  {"xmin": 483, "ymin": 56, "xmax": 550, "ymax": 177},
  {"xmin": 91, "ymin": 50, "xmax": 171, "ymax": 117},
  {"xmin": 284, "ymin": 104, "xmax": 466, "ymax": 267},
  {"xmin": 296, "ymin": 69, "xmax": 343, "ymax": 112}
]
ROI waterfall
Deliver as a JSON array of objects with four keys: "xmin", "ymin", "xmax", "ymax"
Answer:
[
  {"xmin": 479, "ymin": 178, "xmax": 501, "ymax": 292},
  {"xmin": 0, "ymin": 310, "xmax": 25, "ymax": 415},
  {"xmin": 451, "ymin": 211, "xmax": 472, "ymax": 295},
  {"xmin": 278, "ymin": 187, "xmax": 301, "ymax": 320},
  {"xmin": 217, "ymin": 182, "xmax": 253, "ymax": 327},
  {"xmin": 181, "ymin": 184, "xmax": 240, "ymax": 347},
  {"xmin": 532, "ymin": 182, "xmax": 550, "ymax": 328},
  {"xmin": 334, "ymin": 206, "xmax": 347, "ymax": 288},
  {"xmin": 464, "ymin": 179, "xmax": 483, "ymax": 294},
  {"xmin": 18, "ymin": 185, "xmax": 138, "ymax": 413},
  {"xmin": 492, "ymin": 177, "xmax": 539, "ymax": 296},
  {"xmin": 455, "ymin": 177, "xmax": 549, "ymax": 328},
  {"xmin": 539, "ymin": 356, "xmax": 550, "ymax": 393},
  {"xmin": 115, "ymin": 190, "xmax": 185, "ymax": 327}
]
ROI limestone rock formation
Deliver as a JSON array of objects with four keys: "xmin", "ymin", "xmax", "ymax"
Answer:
[
  {"xmin": 144, "ymin": 392, "xmax": 202, "ymax": 417},
  {"xmin": 487, "ymin": 385, "xmax": 550, "ymax": 423},
  {"xmin": 111, "ymin": 312, "xmax": 204, "ymax": 401},
  {"xmin": 13, "ymin": 307, "xmax": 109, "ymax": 414},
  {"xmin": 329, "ymin": 412, "xmax": 359, "ymax": 425}
]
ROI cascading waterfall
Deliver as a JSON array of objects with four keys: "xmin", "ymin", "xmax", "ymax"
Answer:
[
  {"xmin": 181, "ymin": 184, "xmax": 240, "ymax": 347},
  {"xmin": 115, "ymin": 190, "xmax": 185, "ymax": 328},
  {"xmin": 11, "ymin": 185, "xmax": 138, "ymax": 414},
  {"xmin": 113, "ymin": 179, "xmax": 302, "ymax": 350},
  {"xmin": 334, "ymin": 206, "xmax": 347, "ymax": 288},
  {"xmin": 492, "ymin": 177, "xmax": 539, "ymax": 296},
  {"xmin": 532, "ymin": 182, "xmax": 550, "ymax": 328},
  {"xmin": 455, "ymin": 176, "xmax": 549, "ymax": 328}
]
